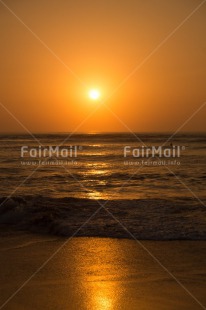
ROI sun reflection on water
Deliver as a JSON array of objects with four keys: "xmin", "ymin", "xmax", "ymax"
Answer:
[
  {"xmin": 66, "ymin": 238, "xmax": 128, "ymax": 310},
  {"xmin": 87, "ymin": 191, "xmax": 106, "ymax": 200},
  {"xmin": 80, "ymin": 240, "xmax": 122, "ymax": 310},
  {"xmin": 91, "ymin": 284, "xmax": 114, "ymax": 310}
]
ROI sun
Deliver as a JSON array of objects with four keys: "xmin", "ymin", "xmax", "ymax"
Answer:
[{"xmin": 88, "ymin": 89, "xmax": 101, "ymax": 100}]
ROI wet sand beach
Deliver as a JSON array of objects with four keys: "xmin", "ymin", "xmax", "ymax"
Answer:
[{"xmin": 0, "ymin": 235, "xmax": 206, "ymax": 310}]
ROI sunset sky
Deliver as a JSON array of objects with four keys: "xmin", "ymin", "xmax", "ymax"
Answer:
[{"xmin": 0, "ymin": 0, "xmax": 206, "ymax": 133}]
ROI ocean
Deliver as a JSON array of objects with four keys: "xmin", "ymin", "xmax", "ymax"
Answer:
[{"xmin": 0, "ymin": 133, "xmax": 205, "ymax": 240}]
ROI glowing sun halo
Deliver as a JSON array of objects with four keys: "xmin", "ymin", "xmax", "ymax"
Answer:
[{"xmin": 88, "ymin": 89, "xmax": 101, "ymax": 100}]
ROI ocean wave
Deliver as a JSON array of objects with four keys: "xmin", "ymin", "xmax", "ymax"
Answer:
[{"xmin": 0, "ymin": 196, "xmax": 205, "ymax": 240}]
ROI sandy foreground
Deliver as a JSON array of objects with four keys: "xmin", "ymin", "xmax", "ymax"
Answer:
[{"xmin": 0, "ymin": 233, "xmax": 206, "ymax": 310}]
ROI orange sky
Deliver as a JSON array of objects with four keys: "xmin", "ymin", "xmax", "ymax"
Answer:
[{"xmin": 0, "ymin": 0, "xmax": 206, "ymax": 133}]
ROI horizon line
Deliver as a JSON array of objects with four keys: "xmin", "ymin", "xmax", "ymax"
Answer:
[{"xmin": 0, "ymin": 130, "xmax": 206, "ymax": 135}]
